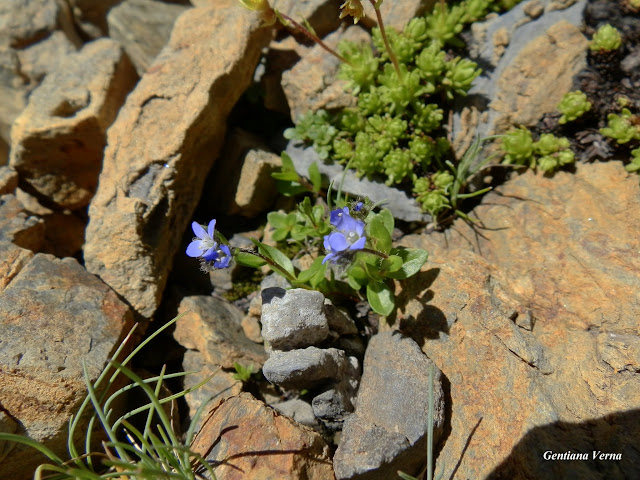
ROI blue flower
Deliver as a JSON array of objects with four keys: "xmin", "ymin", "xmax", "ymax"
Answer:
[
  {"xmin": 211, "ymin": 244, "xmax": 232, "ymax": 269},
  {"xmin": 186, "ymin": 219, "xmax": 233, "ymax": 269},
  {"xmin": 354, "ymin": 201, "xmax": 364, "ymax": 212},
  {"xmin": 186, "ymin": 220, "xmax": 218, "ymax": 261},
  {"xmin": 323, "ymin": 208, "xmax": 366, "ymax": 264}
]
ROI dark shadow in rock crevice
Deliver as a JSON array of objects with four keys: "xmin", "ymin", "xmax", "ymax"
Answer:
[{"xmin": 486, "ymin": 409, "xmax": 640, "ymax": 480}]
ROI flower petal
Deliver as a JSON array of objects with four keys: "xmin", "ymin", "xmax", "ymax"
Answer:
[
  {"xmin": 322, "ymin": 253, "xmax": 335, "ymax": 264},
  {"xmin": 192, "ymin": 221, "xmax": 208, "ymax": 239},
  {"xmin": 327, "ymin": 232, "xmax": 349, "ymax": 252},
  {"xmin": 330, "ymin": 207, "xmax": 349, "ymax": 226},
  {"xmin": 202, "ymin": 246, "xmax": 218, "ymax": 261},
  {"xmin": 207, "ymin": 219, "xmax": 217, "ymax": 238},
  {"xmin": 220, "ymin": 244, "xmax": 231, "ymax": 256},
  {"xmin": 349, "ymin": 236, "xmax": 366, "ymax": 251},
  {"xmin": 186, "ymin": 240, "xmax": 203, "ymax": 257}
]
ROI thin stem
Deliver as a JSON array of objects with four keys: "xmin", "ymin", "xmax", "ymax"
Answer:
[
  {"xmin": 361, "ymin": 247, "xmax": 388, "ymax": 259},
  {"xmin": 369, "ymin": 0, "xmax": 402, "ymax": 80},
  {"xmin": 278, "ymin": 12, "xmax": 352, "ymax": 66}
]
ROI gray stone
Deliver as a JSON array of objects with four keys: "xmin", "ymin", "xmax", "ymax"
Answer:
[
  {"xmin": 83, "ymin": 4, "xmax": 272, "ymax": 318},
  {"xmin": 312, "ymin": 356, "xmax": 360, "ymax": 426},
  {"xmin": 333, "ymin": 331, "xmax": 445, "ymax": 480},
  {"xmin": 67, "ymin": 0, "xmax": 122, "ymax": 38},
  {"xmin": 271, "ymin": 398, "xmax": 319, "ymax": 428},
  {"xmin": 0, "ymin": 241, "xmax": 33, "ymax": 293},
  {"xmin": 286, "ymin": 140, "xmax": 429, "ymax": 222},
  {"xmin": 10, "ymin": 38, "xmax": 137, "ymax": 210},
  {"xmin": 324, "ymin": 300, "xmax": 358, "ymax": 336},
  {"xmin": 361, "ymin": 0, "xmax": 433, "ymax": 31},
  {"xmin": 261, "ymin": 287, "xmax": 330, "ymax": 350},
  {"xmin": 173, "ymin": 295, "xmax": 268, "ymax": 369},
  {"xmin": 262, "ymin": 347, "xmax": 347, "ymax": 390},
  {"xmin": 272, "ymin": 0, "xmax": 342, "ymax": 38},
  {"xmin": 107, "ymin": 0, "xmax": 189, "ymax": 75},
  {"xmin": 0, "ymin": 253, "xmax": 133, "ymax": 479}
]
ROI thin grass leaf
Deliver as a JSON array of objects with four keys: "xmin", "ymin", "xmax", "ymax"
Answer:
[
  {"xmin": 0, "ymin": 433, "xmax": 65, "ymax": 464},
  {"xmin": 142, "ymin": 365, "xmax": 167, "ymax": 455}
]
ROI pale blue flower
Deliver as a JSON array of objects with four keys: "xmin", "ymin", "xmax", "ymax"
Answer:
[
  {"xmin": 323, "ymin": 208, "xmax": 366, "ymax": 264},
  {"xmin": 186, "ymin": 220, "xmax": 218, "ymax": 261}
]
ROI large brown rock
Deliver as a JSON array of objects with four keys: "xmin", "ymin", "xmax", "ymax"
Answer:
[
  {"xmin": 173, "ymin": 295, "xmax": 268, "ymax": 369},
  {"xmin": 0, "ymin": 0, "xmax": 81, "ymax": 143},
  {"xmin": 395, "ymin": 162, "xmax": 640, "ymax": 479},
  {"xmin": 83, "ymin": 4, "xmax": 272, "ymax": 318},
  {"xmin": 282, "ymin": 25, "xmax": 368, "ymax": 121},
  {"xmin": 10, "ymin": 38, "xmax": 138, "ymax": 210},
  {"xmin": 191, "ymin": 392, "xmax": 335, "ymax": 480},
  {"xmin": 0, "ymin": 254, "xmax": 134, "ymax": 479},
  {"xmin": 107, "ymin": 0, "xmax": 189, "ymax": 75}
]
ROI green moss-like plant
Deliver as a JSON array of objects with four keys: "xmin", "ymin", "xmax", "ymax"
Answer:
[
  {"xmin": 600, "ymin": 108, "xmax": 640, "ymax": 144},
  {"xmin": 557, "ymin": 90, "xmax": 592, "ymax": 124},
  {"xmin": 590, "ymin": 24, "xmax": 622, "ymax": 52}
]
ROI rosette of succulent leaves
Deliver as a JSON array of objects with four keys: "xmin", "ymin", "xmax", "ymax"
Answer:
[{"xmin": 284, "ymin": 0, "xmax": 521, "ymax": 224}]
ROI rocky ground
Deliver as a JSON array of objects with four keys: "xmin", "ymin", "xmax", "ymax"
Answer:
[{"xmin": 0, "ymin": 0, "xmax": 639, "ymax": 479}]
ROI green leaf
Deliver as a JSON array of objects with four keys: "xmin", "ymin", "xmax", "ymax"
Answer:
[
  {"xmin": 297, "ymin": 256, "xmax": 327, "ymax": 286},
  {"xmin": 387, "ymin": 247, "xmax": 429, "ymax": 279},
  {"xmin": 381, "ymin": 255, "xmax": 403, "ymax": 273},
  {"xmin": 308, "ymin": 161, "xmax": 322, "ymax": 192},
  {"xmin": 367, "ymin": 281, "xmax": 395, "ymax": 316},
  {"xmin": 281, "ymin": 151, "xmax": 296, "ymax": 173},
  {"xmin": 235, "ymin": 251, "xmax": 267, "ymax": 268},
  {"xmin": 378, "ymin": 208, "xmax": 395, "ymax": 235},
  {"xmin": 257, "ymin": 242, "xmax": 296, "ymax": 277},
  {"xmin": 347, "ymin": 264, "xmax": 369, "ymax": 289},
  {"xmin": 366, "ymin": 215, "xmax": 392, "ymax": 254}
]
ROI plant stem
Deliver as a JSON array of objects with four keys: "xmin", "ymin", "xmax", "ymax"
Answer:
[
  {"xmin": 278, "ymin": 12, "xmax": 352, "ymax": 66},
  {"xmin": 361, "ymin": 247, "xmax": 388, "ymax": 259},
  {"xmin": 236, "ymin": 248, "xmax": 302, "ymax": 285},
  {"xmin": 368, "ymin": 0, "xmax": 402, "ymax": 80}
]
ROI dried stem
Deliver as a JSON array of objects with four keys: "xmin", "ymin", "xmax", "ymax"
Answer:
[{"xmin": 368, "ymin": 0, "xmax": 402, "ymax": 80}]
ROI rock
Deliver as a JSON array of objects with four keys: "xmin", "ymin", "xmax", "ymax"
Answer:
[
  {"xmin": 39, "ymin": 211, "xmax": 86, "ymax": 258},
  {"xmin": 83, "ymin": 4, "xmax": 272, "ymax": 319},
  {"xmin": 324, "ymin": 300, "xmax": 358, "ymax": 336},
  {"xmin": 261, "ymin": 287, "xmax": 330, "ymax": 350},
  {"xmin": 0, "ymin": 194, "xmax": 45, "ymax": 251},
  {"xmin": 282, "ymin": 25, "xmax": 368, "ymax": 121},
  {"xmin": 0, "ymin": 411, "xmax": 18, "ymax": 463},
  {"xmin": 286, "ymin": 140, "xmax": 429, "ymax": 222},
  {"xmin": 190, "ymin": 392, "xmax": 334, "ymax": 480},
  {"xmin": 361, "ymin": 0, "xmax": 434, "ymax": 31},
  {"xmin": 173, "ymin": 295, "xmax": 267, "ymax": 369},
  {"xmin": 0, "ymin": 0, "xmax": 81, "ymax": 143},
  {"xmin": 0, "ymin": 253, "xmax": 133, "ymax": 479},
  {"xmin": 333, "ymin": 331, "xmax": 445, "ymax": 480},
  {"xmin": 211, "ymin": 128, "xmax": 281, "ymax": 217},
  {"xmin": 0, "ymin": 138, "xmax": 7, "ymax": 166},
  {"xmin": 107, "ymin": 0, "xmax": 190, "ymax": 75},
  {"xmin": 453, "ymin": 0, "xmax": 588, "ymax": 155},
  {"xmin": 271, "ymin": 398, "xmax": 319, "ymax": 428},
  {"xmin": 397, "ymin": 161, "xmax": 640, "ymax": 479},
  {"xmin": 241, "ymin": 313, "xmax": 264, "ymax": 343},
  {"xmin": 0, "ymin": 241, "xmax": 33, "ymax": 292},
  {"xmin": 311, "ymin": 356, "xmax": 360, "ymax": 426},
  {"xmin": 0, "ymin": 166, "xmax": 18, "ymax": 195},
  {"xmin": 9, "ymin": 38, "xmax": 138, "ymax": 210},
  {"xmin": 262, "ymin": 347, "xmax": 348, "ymax": 390},
  {"xmin": 67, "ymin": 0, "xmax": 122, "ymax": 38},
  {"xmin": 181, "ymin": 350, "xmax": 242, "ymax": 423},
  {"xmin": 272, "ymin": 0, "xmax": 342, "ymax": 38}
]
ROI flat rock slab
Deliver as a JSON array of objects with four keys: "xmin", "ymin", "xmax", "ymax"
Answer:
[
  {"xmin": 191, "ymin": 392, "xmax": 334, "ymax": 480},
  {"xmin": 333, "ymin": 331, "xmax": 444, "ymax": 480},
  {"xmin": 398, "ymin": 161, "xmax": 640, "ymax": 479},
  {"xmin": 262, "ymin": 347, "xmax": 348, "ymax": 390},
  {"xmin": 173, "ymin": 295, "xmax": 267, "ymax": 369},
  {"xmin": 0, "ymin": 254, "xmax": 133, "ymax": 479},
  {"xmin": 83, "ymin": 4, "xmax": 272, "ymax": 318},
  {"xmin": 10, "ymin": 38, "xmax": 137, "ymax": 209}
]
